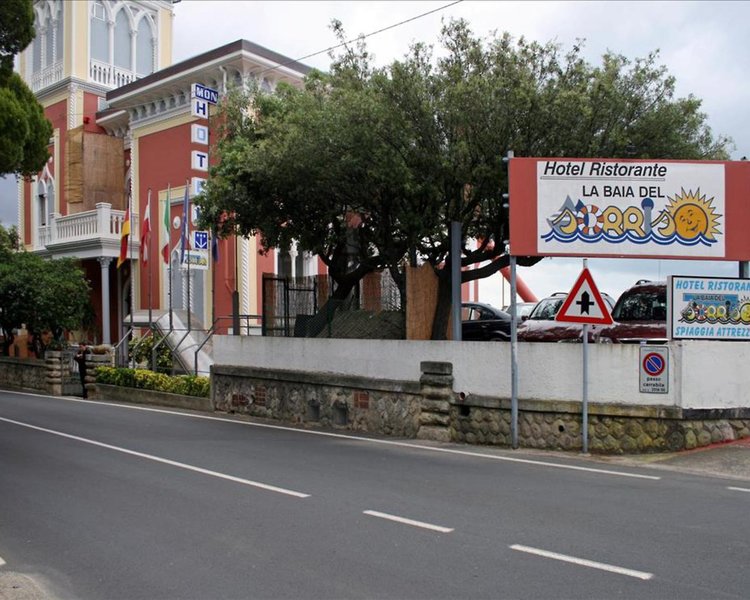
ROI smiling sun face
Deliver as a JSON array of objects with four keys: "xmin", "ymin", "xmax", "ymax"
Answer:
[{"xmin": 666, "ymin": 188, "xmax": 721, "ymax": 241}]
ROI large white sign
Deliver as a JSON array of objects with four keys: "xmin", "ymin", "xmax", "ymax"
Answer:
[
  {"xmin": 668, "ymin": 276, "xmax": 750, "ymax": 340},
  {"xmin": 537, "ymin": 161, "xmax": 725, "ymax": 258}
]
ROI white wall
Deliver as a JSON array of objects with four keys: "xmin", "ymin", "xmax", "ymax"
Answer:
[{"xmin": 213, "ymin": 337, "xmax": 745, "ymax": 410}]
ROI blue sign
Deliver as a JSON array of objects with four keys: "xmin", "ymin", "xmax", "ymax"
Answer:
[
  {"xmin": 193, "ymin": 230, "xmax": 209, "ymax": 250},
  {"xmin": 191, "ymin": 83, "xmax": 219, "ymax": 105}
]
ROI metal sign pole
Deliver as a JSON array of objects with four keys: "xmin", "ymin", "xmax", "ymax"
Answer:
[
  {"xmin": 450, "ymin": 221, "xmax": 462, "ymax": 341},
  {"xmin": 510, "ymin": 253, "xmax": 519, "ymax": 449},
  {"xmin": 582, "ymin": 258, "xmax": 589, "ymax": 454}
]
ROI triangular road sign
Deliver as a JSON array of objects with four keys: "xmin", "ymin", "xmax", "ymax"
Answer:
[{"xmin": 556, "ymin": 268, "xmax": 614, "ymax": 325}]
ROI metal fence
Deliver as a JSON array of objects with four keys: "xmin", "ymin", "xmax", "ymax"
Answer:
[{"xmin": 262, "ymin": 270, "xmax": 405, "ymax": 339}]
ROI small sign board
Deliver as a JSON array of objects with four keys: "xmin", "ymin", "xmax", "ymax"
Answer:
[
  {"xmin": 193, "ymin": 230, "xmax": 209, "ymax": 250},
  {"xmin": 639, "ymin": 345, "xmax": 669, "ymax": 394},
  {"xmin": 180, "ymin": 249, "xmax": 209, "ymax": 270},
  {"xmin": 191, "ymin": 83, "xmax": 219, "ymax": 105},
  {"xmin": 668, "ymin": 275, "xmax": 750, "ymax": 341},
  {"xmin": 556, "ymin": 268, "xmax": 614, "ymax": 325}
]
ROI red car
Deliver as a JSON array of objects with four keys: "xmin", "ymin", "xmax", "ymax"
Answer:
[
  {"xmin": 517, "ymin": 292, "xmax": 615, "ymax": 342},
  {"xmin": 595, "ymin": 280, "xmax": 668, "ymax": 343}
]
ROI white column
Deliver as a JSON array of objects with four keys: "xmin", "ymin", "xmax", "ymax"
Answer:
[{"xmin": 98, "ymin": 257, "xmax": 113, "ymax": 344}]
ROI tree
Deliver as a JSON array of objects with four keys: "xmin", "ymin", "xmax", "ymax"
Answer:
[
  {"xmin": 198, "ymin": 19, "xmax": 732, "ymax": 339},
  {"xmin": 0, "ymin": 224, "xmax": 91, "ymax": 356},
  {"xmin": 0, "ymin": 0, "xmax": 52, "ymax": 178}
]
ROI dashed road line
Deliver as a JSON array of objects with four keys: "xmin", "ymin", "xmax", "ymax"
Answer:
[
  {"xmin": 0, "ymin": 416, "xmax": 310, "ymax": 499},
  {"xmin": 727, "ymin": 486, "xmax": 750, "ymax": 493},
  {"xmin": 0, "ymin": 555, "xmax": 5, "ymax": 567},
  {"xmin": 510, "ymin": 544, "xmax": 653, "ymax": 580},
  {"xmin": 363, "ymin": 510, "xmax": 454, "ymax": 533}
]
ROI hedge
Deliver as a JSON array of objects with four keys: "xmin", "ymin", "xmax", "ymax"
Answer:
[{"xmin": 95, "ymin": 366, "xmax": 210, "ymax": 398}]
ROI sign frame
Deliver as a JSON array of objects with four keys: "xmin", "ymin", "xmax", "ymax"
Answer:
[
  {"xmin": 509, "ymin": 157, "xmax": 750, "ymax": 261},
  {"xmin": 639, "ymin": 345, "xmax": 669, "ymax": 394}
]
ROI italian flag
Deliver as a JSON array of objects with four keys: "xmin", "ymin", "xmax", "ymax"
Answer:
[{"xmin": 161, "ymin": 187, "xmax": 170, "ymax": 265}]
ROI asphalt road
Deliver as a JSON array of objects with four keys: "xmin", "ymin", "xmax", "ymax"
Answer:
[{"xmin": 1, "ymin": 390, "xmax": 749, "ymax": 599}]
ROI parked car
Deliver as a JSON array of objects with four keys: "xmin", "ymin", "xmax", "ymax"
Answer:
[
  {"xmin": 502, "ymin": 302, "xmax": 537, "ymax": 321},
  {"xmin": 461, "ymin": 302, "xmax": 511, "ymax": 341},
  {"xmin": 517, "ymin": 291, "xmax": 615, "ymax": 342},
  {"xmin": 595, "ymin": 280, "xmax": 668, "ymax": 343}
]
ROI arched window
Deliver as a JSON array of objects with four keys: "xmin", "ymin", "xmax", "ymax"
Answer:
[
  {"xmin": 113, "ymin": 9, "xmax": 131, "ymax": 69},
  {"xmin": 54, "ymin": 7, "xmax": 63, "ymax": 63},
  {"xmin": 90, "ymin": 1, "xmax": 108, "ymax": 63},
  {"xmin": 135, "ymin": 16, "xmax": 154, "ymax": 76}
]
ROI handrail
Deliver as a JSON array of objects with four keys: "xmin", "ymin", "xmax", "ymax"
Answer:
[
  {"xmin": 113, "ymin": 327, "xmax": 133, "ymax": 367},
  {"xmin": 192, "ymin": 314, "xmax": 263, "ymax": 375}
]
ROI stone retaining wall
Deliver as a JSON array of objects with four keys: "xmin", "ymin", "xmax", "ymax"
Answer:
[
  {"xmin": 212, "ymin": 364, "xmax": 421, "ymax": 437},
  {"xmin": 0, "ymin": 357, "xmax": 48, "ymax": 392},
  {"xmin": 451, "ymin": 396, "xmax": 750, "ymax": 453}
]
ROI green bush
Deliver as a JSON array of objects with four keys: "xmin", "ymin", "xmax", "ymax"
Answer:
[
  {"xmin": 128, "ymin": 335, "xmax": 172, "ymax": 371},
  {"xmin": 95, "ymin": 366, "xmax": 210, "ymax": 398}
]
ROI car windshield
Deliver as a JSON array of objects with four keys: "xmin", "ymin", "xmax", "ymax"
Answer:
[
  {"xmin": 612, "ymin": 290, "xmax": 667, "ymax": 321},
  {"xmin": 528, "ymin": 297, "xmax": 564, "ymax": 320}
]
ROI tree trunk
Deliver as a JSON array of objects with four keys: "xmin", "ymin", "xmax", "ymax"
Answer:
[{"xmin": 430, "ymin": 269, "xmax": 453, "ymax": 340}]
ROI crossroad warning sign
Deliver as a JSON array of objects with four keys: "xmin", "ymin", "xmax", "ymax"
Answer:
[{"xmin": 555, "ymin": 268, "xmax": 614, "ymax": 325}]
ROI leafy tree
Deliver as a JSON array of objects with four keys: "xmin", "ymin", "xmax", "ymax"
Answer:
[
  {"xmin": 0, "ymin": 225, "xmax": 91, "ymax": 356},
  {"xmin": 198, "ymin": 19, "xmax": 732, "ymax": 339},
  {"xmin": 0, "ymin": 0, "xmax": 52, "ymax": 177}
]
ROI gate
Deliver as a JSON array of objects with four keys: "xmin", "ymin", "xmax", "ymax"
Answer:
[{"xmin": 61, "ymin": 348, "xmax": 83, "ymax": 396}]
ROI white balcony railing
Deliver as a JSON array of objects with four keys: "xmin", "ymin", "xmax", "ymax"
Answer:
[
  {"xmin": 31, "ymin": 60, "xmax": 64, "ymax": 92},
  {"xmin": 37, "ymin": 203, "xmax": 139, "ymax": 250},
  {"xmin": 89, "ymin": 59, "xmax": 138, "ymax": 89}
]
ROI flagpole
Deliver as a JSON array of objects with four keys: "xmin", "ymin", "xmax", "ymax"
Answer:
[
  {"xmin": 129, "ymin": 188, "xmax": 134, "ymax": 350},
  {"xmin": 168, "ymin": 184, "xmax": 173, "ymax": 332},
  {"xmin": 147, "ymin": 188, "xmax": 153, "ymax": 330}
]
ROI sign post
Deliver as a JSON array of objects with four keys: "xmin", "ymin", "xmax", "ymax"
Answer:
[{"xmin": 556, "ymin": 263, "xmax": 614, "ymax": 453}]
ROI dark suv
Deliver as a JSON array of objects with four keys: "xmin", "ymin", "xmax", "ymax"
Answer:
[
  {"xmin": 595, "ymin": 280, "xmax": 668, "ymax": 343},
  {"xmin": 461, "ymin": 302, "xmax": 511, "ymax": 341},
  {"xmin": 517, "ymin": 291, "xmax": 615, "ymax": 342}
]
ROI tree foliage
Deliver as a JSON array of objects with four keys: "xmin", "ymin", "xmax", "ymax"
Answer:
[
  {"xmin": 0, "ymin": 224, "xmax": 91, "ymax": 356},
  {"xmin": 0, "ymin": 0, "xmax": 52, "ymax": 178},
  {"xmin": 198, "ymin": 19, "xmax": 732, "ymax": 338}
]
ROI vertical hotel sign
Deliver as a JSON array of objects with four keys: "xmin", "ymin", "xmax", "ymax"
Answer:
[{"xmin": 509, "ymin": 158, "xmax": 750, "ymax": 261}]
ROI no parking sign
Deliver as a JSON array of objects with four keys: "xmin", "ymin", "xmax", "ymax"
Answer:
[{"xmin": 639, "ymin": 346, "xmax": 669, "ymax": 394}]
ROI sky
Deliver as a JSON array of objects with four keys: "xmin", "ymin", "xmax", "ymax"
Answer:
[{"xmin": 3, "ymin": 0, "xmax": 749, "ymax": 303}]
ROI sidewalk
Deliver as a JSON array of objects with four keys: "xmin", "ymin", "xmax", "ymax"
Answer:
[{"xmin": 592, "ymin": 437, "xmax": 750, "ymax": 482}]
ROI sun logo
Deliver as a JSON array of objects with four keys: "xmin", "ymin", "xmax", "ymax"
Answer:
[{"xmin": 665, "ymin": 188, "xmax": 722, "ymax": 241}]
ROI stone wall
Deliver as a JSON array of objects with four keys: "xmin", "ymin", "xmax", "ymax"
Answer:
[
  {"xmin": 212, "ymin": 365, "xmax": 422, "ymax": 437},
  {"xmin": 450, "ymin": 396, "xmax": 750, "ymax": 453},
  {"xmin": 0, "ymin": 357, "xmax": 48, "ymax": 392}
]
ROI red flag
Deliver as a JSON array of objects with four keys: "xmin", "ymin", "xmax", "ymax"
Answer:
[{"xmin": 140, "ymin": 190, "xmax": 151, "ymax": 265}]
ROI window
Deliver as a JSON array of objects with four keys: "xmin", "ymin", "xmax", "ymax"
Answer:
[
  {"xmin": 135, "ymin": 17, "xmax": 153, "ymax": 75},
  {"xmin": 113, "ymin": 9, "xmax": 131, "ymax": 69},
  {"xmin": 90, "ymin": 2, "xmax": 108, "ymax": 62}
]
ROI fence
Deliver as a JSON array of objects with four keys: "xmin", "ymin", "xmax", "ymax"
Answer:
[{"xmin": 262, "ymin": 270, "xmax": 405, "ymax": 339}]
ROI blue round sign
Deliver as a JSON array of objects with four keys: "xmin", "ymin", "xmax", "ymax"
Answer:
[{"xmin": 643, "ymin": 352, "xmax": 665, "ymax": 376}]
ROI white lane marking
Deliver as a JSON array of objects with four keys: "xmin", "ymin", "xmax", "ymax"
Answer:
[
  {"xmin": 0, "ymin": 416, "xmax": 309, "ymax": 499},
  {"xmin": 728, "ymin": 486, "xmax": 750, "ymax": 493},
  {"xmin": 510, "ymin": 544, "xmax": 653, "ymax": 580},
  {"xmin": 363, "ymin": 510, "xmax": 453, "ymax": 533},
  {"xmin": 29, "ymin": 395, "xmax": 661, "ymax": 481},
  {"xmin": 0, "ymin": 556, "xmax": 5, "ymax": 567}
]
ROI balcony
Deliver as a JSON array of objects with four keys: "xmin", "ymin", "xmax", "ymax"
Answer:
[
  {"xmin": 35, "ymin": 203, "xmax": 140, "ymax": 260},
  {"xmin": 89, "ymin": 59, "xmax": 138, "ymax": 89},
  {"xmin": 31, "ymin": 60, "xmax": 64, "ymax": 93}
]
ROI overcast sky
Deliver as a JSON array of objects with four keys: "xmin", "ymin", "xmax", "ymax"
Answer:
[{"xmin": 4, "ymin": 0, "xmax": 748, "ymax": 302}]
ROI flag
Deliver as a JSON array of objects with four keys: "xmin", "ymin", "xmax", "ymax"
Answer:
[
  {"xmin": 117, "ymin": 197, "xmax": 131, "ymax": 269},
  {"xmin": 140, "ymin": 189, "xmax": 151, "ymax": 265},
  {"xmin": 211, "ymin": 230, "xmax": 219, "ymax": 263},
  {"xmin": 161, "ymin": 186, "xmax": 171, "ymax": 265},
  {"xmin": 179, "ymin": 184, "xmax": 190, "ymax": 264}
]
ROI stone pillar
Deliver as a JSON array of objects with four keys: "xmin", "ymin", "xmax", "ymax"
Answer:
[
  {"xmin": 44, "ymin": 351, "xmax": 62, "ymax": 396},
  {"xmin": 98, "ymin": 257, "xmax": 112, "ymax": 344},
  {"xmin": 418, "ymin": 361, "xmax": 453, "ymax": 442}
]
